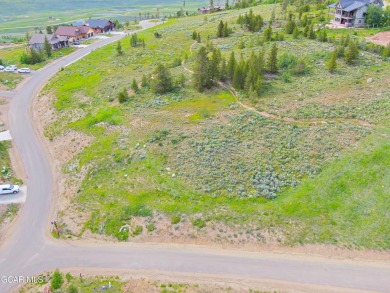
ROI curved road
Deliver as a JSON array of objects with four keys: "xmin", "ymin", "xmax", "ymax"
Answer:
[{"xmin": 1, "ymin": 22, "xmax": 390, "ymax": 293}]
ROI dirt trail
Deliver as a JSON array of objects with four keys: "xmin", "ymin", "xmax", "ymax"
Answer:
[{"xmin": 181, "ymin": 43, "xmax": 373, "ymax": 127}]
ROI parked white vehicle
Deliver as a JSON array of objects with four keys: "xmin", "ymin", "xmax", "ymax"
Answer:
[
  {"xmin": 18, "ymin": 68, "xmax": 30, "ymax": 73},
  {"xmin": 4, "ymin": 66, "xmax": 15, "ymax": 72},
  {"xmin": 0, "ymin": 65, "xmax": 4, "ymax": 70},
  {"xmin": 0, "ymin": 184, "xmax": 20, "ymax": 195}
]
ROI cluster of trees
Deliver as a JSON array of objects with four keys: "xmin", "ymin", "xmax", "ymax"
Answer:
[
  {"xmin": 192, "ymin": 31, "xmax": 202, "ymax": 43},
  {"xmin": 118, "ymin": 63, "xmax": 186, "ymax": 103},
  {"xmin": 326, "ymin": 38, "xmax": 360, "ymax": 72},
  {"xmin": 20, "ymin": 36, "xmax": 52, "ymax": 64},
  {"xmin": 365, "ymin": 6, "xmax": 390, "ymax": 27},
  {"xmin": 192, "ymin": 44, "xmax": 281, "ymax": 97},
  {"xmin": 217, "ymin": 21, "xmax": 231, "ymax": 38},
  {"xmin": 237, "ymin": 9, "xmax": 264, "ymax": 32},
  {"xmin": 130, "ymin": 33, "xmax": 145, "ymax": 48}
]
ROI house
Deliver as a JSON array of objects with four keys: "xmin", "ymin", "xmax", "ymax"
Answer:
[
  {"xmin": 85, "ymin": 19, "xmax": 115, "ymax": 33},
  {"xmin": 55, "ymin": 26, "xmax": 83, "ymax": 42},
  {"xmin": 198, "ymin": 5, "xmax": 223, "ymax": 14},
  {"xmin": 29, "ymin": 34, "xmax": 68, "ymax": 51},
  {"xmin": 78, "ymin": 25, "xmax": 94, "ymax": 38},
  {"xmin": 328, "ymin": 0, "xmax": 384, "ymax": 27}
]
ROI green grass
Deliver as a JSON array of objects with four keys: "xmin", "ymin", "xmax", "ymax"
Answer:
[
  {"xmin": 0, "ymin": 141, "xmax": 21, "ymax": 183},
  {"xmin": 0, "ymin": 204, "xmax": 19, "ymax": 226},
  {"xmin": 43, "ymin": 4, "xmax": 390, "ymax": 248}
]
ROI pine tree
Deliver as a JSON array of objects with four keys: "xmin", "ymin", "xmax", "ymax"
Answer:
[
  {"xmin": 51, "ymin": 270, "xmax": 64, "ymax": 290},
  {"xmin": 46, "ymin": 26, "xmax": 53, "ymax": 34},
  {"xmin": 116, "ymin": 41, "xmax": 123, "ymax": 55},
  {"xmin": 192, "ymin": 31, "xmax": 197, "ymax": 40},
  {"xmin": 285, "ymin": 19, "xmax": 296, "ymax": 34},
  {"xmin": 292, "ymin": 27, "xmax": 300, "ymax": 39},
  {"xmin": 210, "ymin": 48, "xmax": 222, "ymax": 81},
  {"xmin": 263, "ymin": 25, "xmax": 272, "ymax": 41},
  {"xmin": 43, "ymin": 36, "xmax": 52, "ymax": 57},
  {"xmin": 151, "ymin": 64, "xmax": 173, "ymax": 94},
  {"xmin": 193, "ymin": 46, "xmax": 212, "ymax": 91},
  {"xmin": 141, "ymin": 75, "xmax": 149, "ymax": 88},
  {"xmin": 267, "ymin": 43, "xmax": 278, "ymax": 73},
  {"xmin": 220, "ymin": 58, "xmax": 227, "ymax": 82},
  {"xmin": 118, "ymin": 88, "xmax": 129, "ymax": 103},
  {"xmin": 227, "ymin": 51, "xmax": 236, "ymax": 80},
  {"xmin": 345, "ymin": 41, "xmax": 359, "ymax": 65},
  {"xmin": 197, "ymin": 32, "xmax": 201, "ymax": 43},
  {"xmin": 217, "ymin": 20, "xmax": 224, "ymax": 37},
  {"xmin": 382, "ymin": 43, "xmax": 390, "ymax": 58},
  {"xmin": 326, "ymin": 49, "xmax": 337, "ymax": 73},
  {"xmin": 223, "ymin": 22, "xmax": 229, "ymax": 37},
  {"xmin": 131, "ymin": 78, "xmax": 139, "ymax": 92},
  {"xmin": 130, "ymin": 33, "xmax": 138, "ymax": 47},
  {"xmin": 232, "ymin": 60, "xmax": 246, "ymax": 89}
]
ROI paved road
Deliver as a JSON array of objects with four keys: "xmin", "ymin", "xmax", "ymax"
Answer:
[{"xmin": 1, "ymin": 21, "xmax": 390, "ymax": 293}]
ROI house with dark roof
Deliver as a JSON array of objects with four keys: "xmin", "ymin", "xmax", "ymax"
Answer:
[
  {"xmin": 198, "ymin": 5, "xmax": 223, "ymax": 14},
  {"xmin": 328, "ymin": 0, "xmax": 384, "ymax": 27},
  {"xmin": 55, "ymin": 26, "xmax": 83, "ymax": 41},
  {"xmin": 29, "ymin": 34, "xmax": 68, "ymax": 51},
  {"xmin": 85, "ymin": 19, "xmax": 115, "ymax": 33}
]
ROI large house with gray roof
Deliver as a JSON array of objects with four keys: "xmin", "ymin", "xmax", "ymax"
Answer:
[
  {"xmin": 29, "ymin": 34, "xmax": 68, "ymax": 51},
  {"xmin": 328, "ymin": 0, "xmax": 384, "ymax": 27}
]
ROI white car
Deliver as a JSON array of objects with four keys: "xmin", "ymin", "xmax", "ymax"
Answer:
[
  {"xmin": 0, "ymin": 65, "xmax": 4, "ymax": 70},
  {"xmin": 0, "ymin": 184, "xmax": 20, "ymax": 195},
  {"xmin": 4, "ymin": 66, "xmax": 16, "ymax": 72},
  {"xmin": 18, "ymin": 68, "xmax": 30, "ymax": 73}
]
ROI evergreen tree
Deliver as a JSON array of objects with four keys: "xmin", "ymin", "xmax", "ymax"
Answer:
[
  {"xmin": 227, "ymin": 51, "xmax": 236, "ymax": 80},
  {"xmin": 43, "ymin": 36, "xmax": 52, "ymax": 57},
  {"xmin": 141, "ymin": 74, "xmax": 149, "ymax": 88},
  {"xmin": 151, "ymin": 64, "xmax": 173, "ymax": 94},
  {"xmin": 382, "ymin": 43, "xmax": 390, "ymax": 58},
  {"xmin": 308, "ymin": 25, "xmax": 315, "ymax": 39},
  {"xmin": 210, "ymin": 48, "xmax": 222, "ymax": 81},
  {"xmin": 51, "ymin": 270, "xmax": 64, "ymax": 290},
  {"xmin": 118, "ymin": 88, "xmax": 129, "ymax": 103},
  {"xmin": 130, "ymin": 33, "xmax": 138, "ymax": 47},
  {"xmin": 192, "ymin": 31, "xmax": 197, "ymax": 40},
  {"xmin": 197, "ymin": 32, "xmax": 201, "ymax": 43},
  {"xmin": 220, "ymin": 58, "xmax": 227, "ymax": 82},
  {"xmin": 223, "ymin": 22, "xmax": 229, "ymax": 37},
  {"xmin": 193, "ymin": 46, "xmax": 212, "ymax": 91},
  {"xmin": 263, "ymin": 25, "xmax": 272, "ymax": 41},
  {"xmin": 326, "ymin": 49, "xmax": 337, "ymax": 73},
  {"xmin": 292, "ymin": 27, "xmax": 300, "ymax": 39},
  {"xmin": 225, "ymin": 0, "xmax": 229, "ymax": 9},
  {"xmin": 116, "ymin": 41, "xmax": 123, "ymax": 55},
  {"xmin": 217, "ymin": 20, "xmax": 224, "ymax": 37},
  {"xmin": 303, "ymin": 25, "xmax": 309, "ymax": 37},
  {"xmin": 285, "ymin": 19, "xmax": 296, "ymax": 34},
  {"xmin": 267, "ymin": 43, "xmax": 278, "ymax": 73},
  {"xmin": 345, "ymin": 41, "xmax": 359, "ymax": 65},
  {"xmin": 232, "ymin": 60, "xmax": 246, "ymax": 89},
  {"xmin": 131, "ymin": 79, "xmax": 139, "ymax": 92},
  {"xmin": 46, "ymin": 26, "xmax": 53, "ymax": 34}
]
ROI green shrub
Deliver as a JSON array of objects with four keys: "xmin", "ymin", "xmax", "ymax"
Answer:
[
  {"xmin": 65, "ymin": 272, "xmax": 72, "ymax": 283},
  {"xmin": 171, "ymin": 215, "xmax": 181, "ymax": 224},
  {"xmin": 132, "ymin": 225, "xmax": 143, "ymax": 236},
  {"xmin": 278, "ymin": 53, "xmax": 297, "ymax": 70},
  {"xmin": 67, "ymin": 284, "xmax": 78, "ymax": 293},
  {"xmin": 192, "ymin": 219, "xmax": 206, "ymax": 229},
  {"xmin": 146, "ymin": 224, "xmax": 156, "ymax": 232},
  {"xmin": 51, "ymin": 270, "xmax": 64, "ymax": 290}
]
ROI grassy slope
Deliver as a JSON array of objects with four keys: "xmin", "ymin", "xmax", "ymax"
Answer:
[{"xmin": 43, "ymin": 5, "xmax": 390, "ymax": 248}]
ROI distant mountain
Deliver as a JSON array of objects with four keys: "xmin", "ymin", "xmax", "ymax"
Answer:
[{"xmin": 1, "ymin": 0, "xmax": 204, "ymax": 16}]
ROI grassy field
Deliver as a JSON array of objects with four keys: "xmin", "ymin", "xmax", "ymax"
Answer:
[
  {"xmin": 41, "ymin": 4, "xmax": 390, "ymax": 248},
  {"xmin": 0, "ymin": 0, "xmax": 202, "ymax": 39}
]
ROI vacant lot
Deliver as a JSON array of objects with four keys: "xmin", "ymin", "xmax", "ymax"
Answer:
[{"xmin": 38, "ymin": 4, "xmax": 390, "ymax": 249}]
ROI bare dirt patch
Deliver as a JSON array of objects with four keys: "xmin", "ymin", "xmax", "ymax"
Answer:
[{"xmin": 366, "ymin": 31, "xmax": 390, "ymax": 46}]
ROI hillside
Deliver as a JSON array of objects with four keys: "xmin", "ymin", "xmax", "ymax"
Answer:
[{"xmin": 36, "ymin": 3, "xmax": 390, "ymax": 249}]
